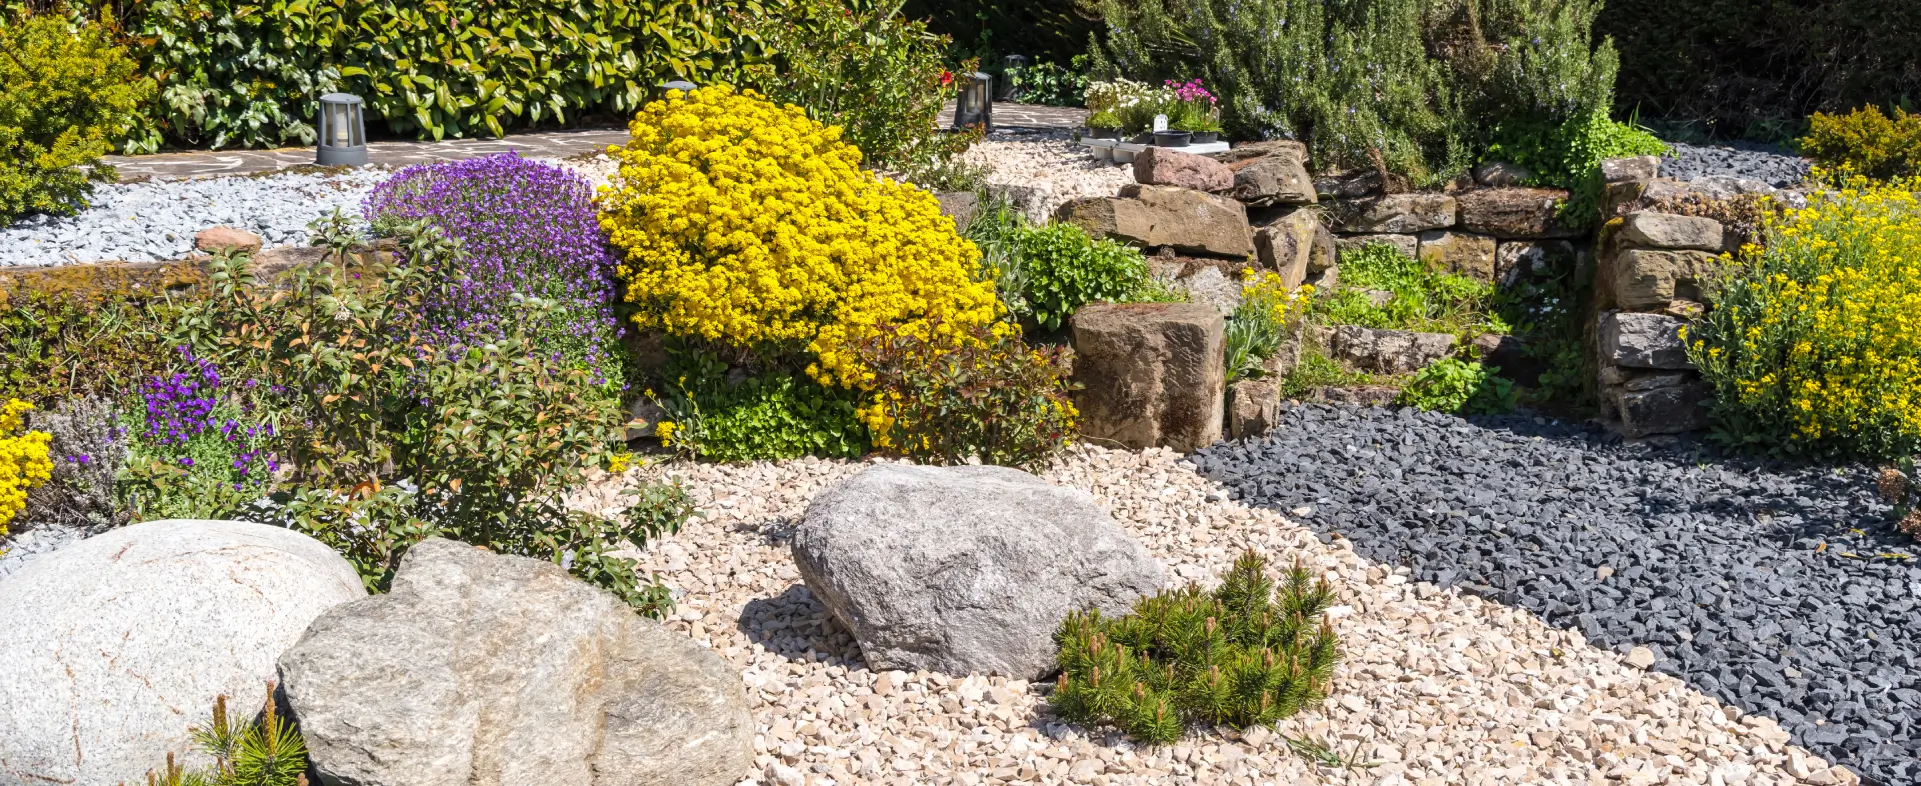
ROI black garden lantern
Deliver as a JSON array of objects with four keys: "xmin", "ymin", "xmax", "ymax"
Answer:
[
  {"xmin": 954, "ymin": 72, "xmax": 993, "ymax": 131},
  {"xmin": 315, "ymin": 93, "xmax": 367, "ymax": 166}
]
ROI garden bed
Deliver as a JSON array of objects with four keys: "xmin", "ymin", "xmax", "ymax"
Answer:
[
  {"xmin": 566, "ymin": 446, "xmax": 1856, "ymax": 786},
  {"xmin": 1194, "ymin": 404, "xmax": 1913, "ymax": 785}
]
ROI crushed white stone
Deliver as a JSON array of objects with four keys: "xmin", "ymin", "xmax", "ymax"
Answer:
[
  {"xmin": 570, "ymin": 447, "xmax": 1858, "ymax": 786},
  {"xmin": 959, "ymin": 135, "xmax": 1136, "ymax": 224}
]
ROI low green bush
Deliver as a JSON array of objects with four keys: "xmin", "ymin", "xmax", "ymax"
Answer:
[
  {"xmin": 1007, "ymin": 59, "xmax": 1088, "ymax": 107},
  {"xmin": 1484, "ymin": 110, "xmax": 1667, "ymax": 228},
  {"xmin": 648, "ymin": 348, "xmax": 870, "ymax": 462},
  {"xmin": 1395, "ymin": 357, "xmax": 1515, "ymax": 414},
  {"xmin": 1053, "ymin": 550, "xmax": 1341, "ymax": 744},
  {"xmin": 0, "ymin": 290, "xmax": 183, "ymax": 407},
  {"xmin": 853, "ymin": 321, "xmax": 1077, "ymax": 472},
  {"xmin": 0, "ymin": 10, "xmax": 152, "ymax": 220},
  {"xmin": 1800, "ymin": 106, "xmax": 1921, "ymax": 183},
  {"xmin": 1279, "ymin": 347, "xmax": 1380, "ymax": 400},
  {"xmin": 967, "ymin": 209, "xmax": 1175, "ymax": 332},
  {"xmin": 1308, "ymin": 243, "xmax": 1504, "ymax": 336}
]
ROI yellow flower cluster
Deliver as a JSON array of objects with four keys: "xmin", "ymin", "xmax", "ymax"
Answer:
[
  {"xmin": 1690, "ymin": 171, "xmax": 1921, "ymax": 458},
  {"xmin": 0, "ymin": 399, "xmax": 53, "ymax": 537},
  {"xmin": 597, "ymin": 86, "xmax": 1001, "ymax": 386},
  {"xmin": 1240, "ymin": 272, "xmax": 1312, "ymax": 323}
]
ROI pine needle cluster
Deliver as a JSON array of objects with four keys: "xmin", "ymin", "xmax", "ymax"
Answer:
[
  {"xmin": 141, "ymin": 683, "xmax": 308, "ymax": 786},
  {"xmin": 1051, "ymin": 551, "xmax": 1342, "ymax": 744}
]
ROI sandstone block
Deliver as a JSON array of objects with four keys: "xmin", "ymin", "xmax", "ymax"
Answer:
[
  {"xmin": 1070, "ymin": 303, "xmax": 1226, "ymax": 451},
  {"xmin": 1417, "ymin": 231, "xmax": 1498, "ymax": 282}
]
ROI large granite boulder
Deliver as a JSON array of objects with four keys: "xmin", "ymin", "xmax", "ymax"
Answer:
[
  {"xmin": 1331, "ymin": 194, "xmax": 1458, "ymax": 234},
  {"xmin": 0, "ymin": 520, "xmax": 365, "ymax": 786},
  {"xmin": 1416, "ymin": 231, "xmax": 1497, "ymax": 281},
  {"xmin": 1133, "ymin": 147, "xmax": 1233, "ymax": 192},
  {"xmin": 1254, "ymin": 209, "xmax": 1335, "ymax": 288},
  {"xmin": 1070, "ymin": 302, "xmax": 1227, "ymax": 452},
  {"xmin": 279, "ymin": 538, "xmax": 752, "ymax": 786},
  {"xmin": 1456, "ymin": 188, "xmax": 1581, "ymax": 239},
  {"xmin": 1055, "ymin": 185, "xmax": 1253, "ymax": 259},
  {"xmin": 1600, "ymin": 311, "xmax": 1695, "ymax": 370},
  {"xmin": 1329, "ymin": 325, "xmax": 1456, "ymax": 374},
  {"xmin": 792, "ymin": 464, "xmax": 1166, "ymax": 681}
]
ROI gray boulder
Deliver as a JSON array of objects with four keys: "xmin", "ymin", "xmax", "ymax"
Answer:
[
  {"xmin": 1328, "ymin": 325, "xmax": 1456, "ymax": 374},
  {"xmin": 1600, "ymin": 311, "xmax": 1695, "ymax": 370},
  {"xmin": 0, "ymin": 520, "xmax": 365, "ymax": 786},
  {"xmin": 792, "ymin": 464, "xmax": 1166, "ymax": 681},
  {"xmin": 279, "ymin": 538, "xmax": 752, "ymax": 786}
]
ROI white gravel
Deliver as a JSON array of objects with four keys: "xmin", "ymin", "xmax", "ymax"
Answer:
[
  {"xmin": 572, "ymin": 447, "xmax": 1860, "ymax": 786},
  {"xmin": 961, "ymin": 134, "xmax": 1136, "ymax": 224},
  {"xmin": 0, "ymin": 168, "xmax": 392, "ymax": 267}
]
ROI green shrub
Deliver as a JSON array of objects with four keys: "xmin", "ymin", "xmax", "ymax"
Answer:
[
  {"xmin": 853, "ymin": 321, "xmax": 1077, "ymax": 472},
  {"xmin": 1395, "ymin": 357, "xmax": 1515, "ymax": 414},
  {"xmin": 1052, "ymin": 550, "xmax": 1341, "ymax": 744},
  {"xmin": 1688, "ymin": 176, "xmax": 1921, "ymax": 461},
  {"xmin": 1003, "ymin": 222, "xmax": 1161, "ymax": 332},
  {"xmin": 89, "ymin": 0, "xmax": 763, "ymax": 149},
  {"xmin": 0, "ymin": 290, "xmax": 183, "ymax": 407},
  {"xmin": 1008, "ymin": 59, "xmax": 1089, "ymax": 107},
  {"xmin": 1308, "ymin": 243, "xmax": 1503, "ymax": 336},
  {"xmin": 1800, "ymin": 106, "xmax": 1921, "ymax": 183},
  {"xmin": 1484, "ymin": 110, "xmax": 1667, "ymax": 228},
  {"xmin": 648, "ymin": 348, "xmax": 870, "ymax": 462},
  {"xmin": 168, "ymin": 224, "xmax": 690, "ymax": 616},
  {"xmin": 0, "ymin": 10, "xmax": 152, "ymax": 220},
  {"xmin": 739, "ymin": 0, "xmax": 966, "ymax": 174},
  {"xmin": 142, "ymin": 684, "xmax": 306, "ymax": 786},
  {"xmin": 1279, "ymin": 347, "xmax": 1380, "ymax": 400},
  {"xmin": 901, "ymin": 0, "xmax": 1098, "ymax": 68}
]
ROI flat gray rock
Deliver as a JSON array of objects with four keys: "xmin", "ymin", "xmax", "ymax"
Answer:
[
  {"xmin": 792, "ymin": 464, "xmax": 1166, "ymax": 681},
  {"xmin": 279, "ymin": 538, "xmax": 752, "ymax": 786},
  {"xmin": 0, "ymin": 519, "xmax": 365, "ymax": 786}
]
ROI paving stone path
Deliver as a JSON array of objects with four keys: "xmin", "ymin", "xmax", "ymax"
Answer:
[{"xmin": 101, "ymin": 103, "xmax": 1087, "ymax": 181}]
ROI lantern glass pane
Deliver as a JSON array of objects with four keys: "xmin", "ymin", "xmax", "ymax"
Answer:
[
  {"xmin": 328, "ymin": 103, "xmax": 352, "ymax": 146},
  {"xmin": 350, "ymin": 105, "xmax": 364, "ymax": 146}
]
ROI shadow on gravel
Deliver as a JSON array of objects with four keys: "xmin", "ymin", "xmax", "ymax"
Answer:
[
  {"xmin": 738, "ymin": 583, "xmax": 865, "ymax": 669},
  {"xmin": 1193, "ymin": 404, "xmax": 1920, "ymax": 785}
]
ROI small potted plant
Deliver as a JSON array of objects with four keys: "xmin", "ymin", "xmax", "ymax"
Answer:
[
  {"xmin": 1085, "ymin": 109, "xmax": 1124, "ymax": 139},
  {"xmin": 1167, "ymin": 79, "xmax": 1222, "ymax": 144}
]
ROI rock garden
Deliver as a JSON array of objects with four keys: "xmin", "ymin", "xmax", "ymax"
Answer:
[{"xmin": 3, "ymin": 0, "xmax": 1920, "ymax": 784}]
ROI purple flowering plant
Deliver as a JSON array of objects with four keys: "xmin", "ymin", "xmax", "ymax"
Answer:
[
  {"xmin": 120, "ymin": 346, "xmax": 278, "ymax": 519},
  {"xmin": 1165, "ymin": 79, "xmax": 1222, "ymax": 134},
  {"xmin": 362, "ymin": 153, "xmax": 623, "ymax": 386}
]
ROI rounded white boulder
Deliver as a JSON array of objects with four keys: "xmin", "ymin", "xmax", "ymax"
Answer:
[{"xmin": 0, "ymin": 519, "xmax": 365, "ymax": 786}]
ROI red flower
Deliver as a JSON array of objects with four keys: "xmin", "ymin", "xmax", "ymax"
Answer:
[{"xmin": 940, "ymin": 70, "xmax": 955, "ymax": 87}]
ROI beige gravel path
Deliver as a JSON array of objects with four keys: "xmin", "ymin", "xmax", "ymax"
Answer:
[{"xmin": 572, "ymin": 447, "xmax": 1858, "ymax": 786}]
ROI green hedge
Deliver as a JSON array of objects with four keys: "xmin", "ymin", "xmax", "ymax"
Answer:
[
  {"xmin": 1600, "ymin": 0, "xmax": 1921, "ymax": 140},
  {"xmin": 83, "ymin": 0, "xmax": 768, "ymax": 150},
  {"xmin": 901, "ymin": 0, "xmax": 1098, "ymax": 69}
]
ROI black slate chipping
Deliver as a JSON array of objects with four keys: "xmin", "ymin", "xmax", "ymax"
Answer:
[
  {"xmin": 1660, "ymin": 140, "xmax": 1812, "ymax": 189},
  {"xmin": 1192, "ymin": 404, "xmax": 1920, "ymax": 785}
]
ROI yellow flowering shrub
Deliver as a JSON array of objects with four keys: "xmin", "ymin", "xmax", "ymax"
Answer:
[
  {"xmin": 1689, "ymin": 173, "xmax": 1921, "ymax": 459},
  {"xmin": 0, "ymin": 399, "xmax": 54, "ymax": 536},
  {"xmin": 598, "ymin": 86, "xmax": 1001, "ymax": 386}
]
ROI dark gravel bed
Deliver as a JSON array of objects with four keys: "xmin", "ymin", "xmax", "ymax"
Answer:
[
  {"xmin": 1192, "ymin": 404, "xmax": 1920, "ymax": 785},
  {"xmin": 1662, "ymin": 140, "xmax": 1812, "ymax": 188}
]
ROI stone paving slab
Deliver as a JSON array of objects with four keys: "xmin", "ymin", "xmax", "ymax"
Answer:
[{"xmin": 99, "ymin": 103, "xmax": 1086, "ymax": 182}]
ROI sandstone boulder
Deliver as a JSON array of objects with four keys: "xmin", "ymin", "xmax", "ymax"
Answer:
[
  {"xmin": 1133, "ymin": 147, "xmax": 1234, "ymax": 192},
  {"xmin": 1609, "ymin": 378, "xmax": 1711, "ymax": 438},
  {"xmin": 936, "ymin": 191, "xmax": 980, "ymax": 231},
  {"xmin": 1070, "ymin": 302, "xmax": 1226, "ymax": 451},
  {"xmin": 194, "ymin": 226, "xmax": 263, "ymax": 255},
  {"xmin": 1600, "ymin": 311, "xmax": 1695, "ymax": 370},
  {"xmin": 1313, "ymin": 169, "xmax": 1384, "ymax": 201},
  {"xmin": 1416, "ymin": 231, "xmax": 1498, "ymax": 281},
  {"xmin": 1222, "ymin": 145, "xmax": 1316, "ymax": 206},
  {"xmin": 1457, "ymin": 187, "xmax": 1580, "ymax": 239},
  {"xmin": 1473, "ymin": 161, "xmax": 1533, "ymax": 187},
  {"xmin": 1227, "ymin": 379, "xmax": 1282, "ymax": 440},
  {"xmin": 792, "ymin": 464, "xmax": 1166, "ymax": 681},
  {"xmin": 1600, "ymin": 156, "xmax": 1660, "ymax": 183},
  {"xmin": 279, "ymin": 538, "xmax": 753, "ymax": 786},
  {"xmin": 1255, "ymin": 210, "xmax": 1335, "ymax": 288},
  {"xmin": 1607, "ymin": 248, "xmax": 1723, "ymax": 310},
  {"xmin": 1617, "ymin": 211, "xmax": 1725, "ymax": 251},
  {"xmin": 0, "ymin": 520, "xmax": 364, "ymax": 786},
  {"xmin": 1332, "ymin": 194, "xmax": 1458, "ymax": 234},
  {"xmin": 1055, "ymin": 185, "xmax": 1253, "ymax": 258},
  {"xmin": 1329, "ymin": 325, "xmax": 1455, "ymax": 374},
  {"xmin": 1335, "ymin": 233, "xmax": 1419, "ymax": 262}
]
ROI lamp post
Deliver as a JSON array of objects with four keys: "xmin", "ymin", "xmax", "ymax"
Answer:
[
  {"xmin": 315, "ymin": 93, "xmax": 368, "ymax": 166},
  {"xmin": 1000, "ymin": 55, "xmax": 1027, "ymax": 101},
  {"xmin": 954, "ymin": 72, "xmax": 993, "ymax": 131}
]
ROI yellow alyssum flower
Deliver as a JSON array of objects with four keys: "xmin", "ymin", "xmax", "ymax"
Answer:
[
  {"xmin": 0, "ymin": 399, "xmax": 53, "ymax": 537},
  {"xmin": 598, "ymin": 86, "xmax": 1000, "ymax": 387}
]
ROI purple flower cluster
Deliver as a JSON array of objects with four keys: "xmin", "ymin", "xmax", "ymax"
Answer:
[
  {"xmin": 140, "ymin": 347, "xmax": 278, "ymax": 484},
  {"xmin": 361, "ymin": 153, "xmax": 622, "ymax": 376}
]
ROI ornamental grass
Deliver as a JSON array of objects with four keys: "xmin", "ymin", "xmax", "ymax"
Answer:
[
  {"xmin": 597, "ymin": 86, "xmax": 1000, "ymax": 387},
  {"xmin": 1689, "ymin": 173, "xmax": 1921, "ymax": 460}
]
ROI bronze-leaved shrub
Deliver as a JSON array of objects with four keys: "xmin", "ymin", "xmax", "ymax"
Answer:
[{"xmin": 598, "ymin": 86, "xmax": 1001, "ymax": 388}]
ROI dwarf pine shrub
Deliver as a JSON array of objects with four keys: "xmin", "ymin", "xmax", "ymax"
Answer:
[
  {"xmin": 0, "ymin": 10, "xmax": 152, "ymax": 221},
  {"xmin": 1052, "ymin": 550, "xmax": 1341, "ymax": 744}
]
